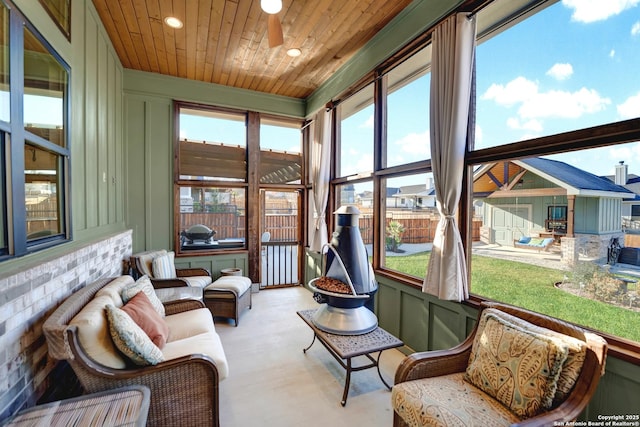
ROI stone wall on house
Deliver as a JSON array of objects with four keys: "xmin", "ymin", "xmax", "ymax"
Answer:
[
  {"xmin": 561, "ymin": 232, "xmax": 624, "ymax": 267},
  {"xmin": 0, "ymin": 230, "xmax": 132, "ymax": 422}
]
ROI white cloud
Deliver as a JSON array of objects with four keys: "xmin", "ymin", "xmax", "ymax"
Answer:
[
  {"xmin": 632, "ymin": 21, "xmax": 640, "ymax": 35},
  {"xmin": 617, "ymin": 91, "xmax": 640, "ymax": 118},
  {"xmin": 519, "ymin": 87, "xmax": 610, "ymax": 119},
  {"xmin": 608, "ymin": 143, "xmax": 640, "ymax": 166},
  {"xmin": 355, "ymin": 154, "xmax": 374, "ymax": 173},
  {"xmin": 393, "ymin": 130, "xmax": 430, "ymax": 156},
  {"xmin": 546, "ymin": 63, "xmax": 573, "ymax": 80},
  {"xmin": 482, "ymin": 76, "xmax": 611, "ymax": 121},
  {"xmin": 610, "ymin": 49, "xmax": 616, "ymax": 58},
  {"xmin": 507, "ymin": 117, "xmax": 543, "ymax": 132},
  {"xmin": 562, "ymin": 0, "xmax": 640, "ymax": 23},
  {"xmin": 482, "ymin": 76, "xmax": 538, "ymax": 106},
  {"xmin": 360, "ymin": 114, "xmax": 374, "ymax": 128}
]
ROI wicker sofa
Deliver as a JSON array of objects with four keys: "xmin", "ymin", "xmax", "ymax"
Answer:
[
  {"xmin": 392, "ymin": 302, "xmax": 607, "ymax": 427},
  {"xmin": 43, "ymin": 275, "xmax": 228, "ymax": 427}
]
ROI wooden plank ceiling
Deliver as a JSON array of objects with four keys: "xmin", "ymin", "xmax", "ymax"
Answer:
[{"xmin": 91, "ymin": 0, "xmax": 414, "ymax": 99}]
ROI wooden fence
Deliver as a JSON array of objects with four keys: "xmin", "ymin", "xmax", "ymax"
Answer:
[
  {"xmin": 180, "ymin": 212, "xmax": 480, "ymax": 244},
  {"xmin": 358, "ymin": 216, "xmax": 481, "ymax": 244}
]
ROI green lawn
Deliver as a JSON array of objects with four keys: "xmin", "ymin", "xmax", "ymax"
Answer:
[{"xmin": 384, "ymin": 251, "xmax": 640, "ymax": 342}]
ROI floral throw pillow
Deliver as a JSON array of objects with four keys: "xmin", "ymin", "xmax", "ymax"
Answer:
[
  {"xmin": 480, "ymin": 308, "xmax": 587, "ymax": 407},
  {"xmin": 105, "ymin": 304, "xmax": 164, "ymax": 366},
  {"xmin": 464, "ymin": 312, "xmax": 569, "ymax": 418}
]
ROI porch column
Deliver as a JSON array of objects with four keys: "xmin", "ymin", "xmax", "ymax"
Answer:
[{"xmin": 567, "ymin": 195, "xmax": 575, "ymax": 237}]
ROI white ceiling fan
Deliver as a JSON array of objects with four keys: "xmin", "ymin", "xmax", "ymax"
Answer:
[{"xmin": 261, "ymin": 0, "xmax": 284, "ymax": 48}]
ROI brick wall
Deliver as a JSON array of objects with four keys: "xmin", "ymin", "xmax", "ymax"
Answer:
[{"xmin": 0, "ymin": 230, "xmax": 132, "ymax": 422}]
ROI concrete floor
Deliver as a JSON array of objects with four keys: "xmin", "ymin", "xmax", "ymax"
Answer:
[{"xmin": 215, "ymin": 286, "xmax": 406, "ymax": 427}]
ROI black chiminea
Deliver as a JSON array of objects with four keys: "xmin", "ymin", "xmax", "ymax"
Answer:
[{"xmin": 308, "ymin": 206, "xmax": 378, "ymax": 335}]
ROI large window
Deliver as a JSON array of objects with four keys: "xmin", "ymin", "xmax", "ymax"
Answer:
[
  {"xmin": 176, "ymin": 105, "xmax": 247, "ymax": 252},
  {"xmin": 1, "ymin": 1, "xmax": 70, "ymax": 260},
  {"xmin": 329, "ymin": 0, "xmax": 640, "ymax": 347},
  {"xmin": 386, "ymin": 47, "xmax": 431, "ymax": 168},
  {"xmin": 338, "ymin": 83, "xmax": 374, "ymax": 178},
  {"xmin": 468, "ymin": 0, "xmax": 640, "ymax": 343},
  {"xmin": 175, "ymin": 103, "xmax": 303, "ymax": 255},
  {"xmin": 260, "ymin": 117, "xmax": 302, "ymax": 185}
]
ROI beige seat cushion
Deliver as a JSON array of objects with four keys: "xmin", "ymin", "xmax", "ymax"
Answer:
[
  {"xmin": 95, "ymin": 275, "xmax": 135, "ymax": 306},
  {"xmin": 69, "ymin": 295, "xmax": 127, "ymax": 369},
  {"xmin": 184, "ymin": 275, "xmax": 213, "ymax": 288},
  {"xmin": 164, "ymin": 308, "xmax": 217, "ymax": 342},
  {"xmin": 205, "ymin": 276, "xmax": 251, "ymax": 295},
  {"xmin": 162, "ymin": 332, "xmax": 229, "ymax": 380},
  {"xmin": 392, "ymin": 373, "xmax": 521, "ymax": 427}
]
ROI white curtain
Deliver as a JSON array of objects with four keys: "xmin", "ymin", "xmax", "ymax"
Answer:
[
  {"xmin": 309, "ymin": 108, "xmax": 332, "ymax": 252},
  {"xmin": 423, "ymin": 13, "xmax": 476, "ymax": 301}
]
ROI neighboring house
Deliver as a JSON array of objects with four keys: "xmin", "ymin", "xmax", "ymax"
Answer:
[
  {"xmin": 473, "ymin": 157, "xmax": 634, "ymax": 260},
  {"xmin": 392, "ymin": 184, "xmax": 437, "ymax": 209},
  {"xmin": 356, "ymin": 187, "xmax": 401, "ymax": 208},
  {"xmin": 601, "ymin": 161, "xmax": 640, "ymax": 229}
]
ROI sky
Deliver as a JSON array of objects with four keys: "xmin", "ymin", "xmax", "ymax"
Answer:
[{"xmin": 177, "ymin": 0, "xmax": 640, "ymax": 189}]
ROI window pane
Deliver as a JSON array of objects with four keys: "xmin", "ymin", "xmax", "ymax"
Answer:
[
  {"xmin": 25, "ymin": 144, "xmax": 61, "ymax": 239},
  {"xmin": 381, "ymin": 173, "xmax": 434, "ymax": 276},
  {"xmin": 339, "ymin": 84, "xmax": 374, "ymax": 177},
  {"xmin": 178, "ymin": 107, "xmax": 246, "ymax": 181},
  {"xmin": 335, "ymin": 181, "xmax": 373, "ymax": 247},
  {"xmin": 470, "ymin": 144, "xmax": 640, "ymax": 342},
  {"xmin": 178, "ymin": 186, "xmax": 246, "ymax": 251},
  {"xmin": 0, "ymin": 3, "xmax": 9, "ymax": 123},
  {"xmin": 260, "ymin": 118, "xmax": 302, "ymax": 184},
  {"xmin": 475, "ymin": 1, "xmax": 640, "ymax": 150},
  {"xmin": 23, "ymin": 27, "xmax": 67, "ymax": 147},
  {"xmin": 386, "ymin": 46, "xmax": 431, "ymax": 168}
]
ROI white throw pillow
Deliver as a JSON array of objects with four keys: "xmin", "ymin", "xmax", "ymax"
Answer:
[
  {"xmin": 121, "ymin": 275, "xmax": 165, "ymax": 317},
  {"xmin": 152, "ymin": 251, "xmax": 177, "ymax": 279}
]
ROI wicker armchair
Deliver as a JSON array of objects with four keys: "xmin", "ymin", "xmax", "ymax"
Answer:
[
  {"xmin": 43, "ymin": 277, "xmax": 222, "ymax": 427},
  {"xmin": 129, "ymin": 249, "xmax": 212, "ymax": 289},
  {"xmin": 393, "ymin": 302, "xmax": 608, "ymax": 427}
]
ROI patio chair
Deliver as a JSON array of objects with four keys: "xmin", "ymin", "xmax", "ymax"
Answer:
[
  {"xmin": 392, "ymin": 302, "xmax": 607, "ymax": 427},
  {"xmin": 129, "ymin": 249, "xmax": 212, "ymax": 289}
]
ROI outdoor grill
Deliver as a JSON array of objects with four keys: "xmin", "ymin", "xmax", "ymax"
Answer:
[{"xmin": 308, "ymin": 206, "xmax": 378, "ymax": 335}]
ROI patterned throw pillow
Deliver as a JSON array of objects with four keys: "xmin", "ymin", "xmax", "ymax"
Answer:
[
  {"xmin": 152, "ymin": 251, "xmax": 177, "ymax": 279},
  {"xmin": 464, "ymin": 312, "xmax": 569, "ymax": 418},
  {"xmin": 105, "ymin": 304, "xmax": 164, "ymax": 366},
  {"xmin": 481, "ymin": 308, "xmax": 587, "ymax": 407},
  {"xmin": 121, "ymin": 291, "xmax": 170, "ymax": 348},
  {"xmin": 121, "ymin": 275, "xmax": 165, "ymax": 317}
]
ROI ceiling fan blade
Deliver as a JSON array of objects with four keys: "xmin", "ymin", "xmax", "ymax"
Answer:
[{"xmin": 268, "ymin": 14, "xmax": 284, "ymax": 48}]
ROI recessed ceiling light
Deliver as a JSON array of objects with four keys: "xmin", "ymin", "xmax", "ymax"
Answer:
[
  {"xmin": 164, "ymin": 16, "xmax": 183, "ymax": 29},
  {"xmin": 287, "ymin": 48, "xmax": 302, "ymax": 57}
]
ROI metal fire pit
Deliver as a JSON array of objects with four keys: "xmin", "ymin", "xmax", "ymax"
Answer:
[
  {"xmin": 309, "ymin": 206, "xmax": 378, "ymax": 335},
  {"xmin": 308, "ymin": 278, "xmax": 377, "ymax": 335}
]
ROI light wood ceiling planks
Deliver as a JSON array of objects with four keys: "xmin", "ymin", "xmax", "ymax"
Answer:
[{"xmin": 91, "ymin": 0, "xmax": 414, "ymax": 99}]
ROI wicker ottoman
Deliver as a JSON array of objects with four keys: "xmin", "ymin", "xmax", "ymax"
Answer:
[{"xmin": 204, "ymin": 276, "xmax": 252, "ymax": 326}]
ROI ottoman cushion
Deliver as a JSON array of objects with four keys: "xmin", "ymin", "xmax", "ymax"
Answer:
[{"xmin": 205, "ymin": 276, "xmax": 251, "ymax": 295}]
